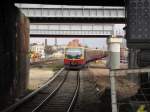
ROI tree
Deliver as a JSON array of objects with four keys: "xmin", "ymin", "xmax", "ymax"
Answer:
[{"xmin": 44, "ymin": 46, "xmax": 56, "ymax": 55}]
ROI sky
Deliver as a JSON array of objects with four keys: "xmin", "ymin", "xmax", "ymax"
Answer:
[
  {"xmin": 30, "ymin": 38, "xmax": 107, "ymax": 49},
  {"xmin": 30, "ymin": 24, "xmax": 125, "ymax": 49}
]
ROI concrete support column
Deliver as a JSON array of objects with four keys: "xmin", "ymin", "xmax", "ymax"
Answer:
[
  {"xmin": 107, "ymin": 36, "xmax": 122, "ymax": 112},
  {"xmin": 107, "ymin": 37, "xmax": 122, "ymax": 69},
  {"xmin": 0, "ymin": 3, "xmax": 29, "ymax": 110}
]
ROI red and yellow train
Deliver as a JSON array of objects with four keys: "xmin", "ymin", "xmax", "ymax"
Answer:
[{"xmin": 64, "ymin": 46, "xmax": 107, "ymax": 69}]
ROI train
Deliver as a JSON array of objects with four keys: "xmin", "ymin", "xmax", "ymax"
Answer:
[{"xmin": 64, "ymin": 46, "xmax": 107, "ymax": 69}]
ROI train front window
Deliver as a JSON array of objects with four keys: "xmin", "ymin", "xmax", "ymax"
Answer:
[{"xmin": 65, "ymin": 48, "xmax": 83, "ymax": 59}]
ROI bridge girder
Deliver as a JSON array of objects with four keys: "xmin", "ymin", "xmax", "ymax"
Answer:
[
  {"xmin": 14, "ymin": 0, "xmax": 124, "ymax": 6},
  {"xmin": 16, "ymin": 4, "xmax": 125, "ymax": 23},
  {"xmin": 30, "ymin": 23, "xmax": 124, "ymax": 38}
]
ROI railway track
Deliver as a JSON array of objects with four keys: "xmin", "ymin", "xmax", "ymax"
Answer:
[{"xmin": 2, "ymin": 68, "xmax": 80, "ymax": 112}]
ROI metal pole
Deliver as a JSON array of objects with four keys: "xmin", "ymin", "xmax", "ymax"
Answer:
[
  {"xmin": 110, "ymin": 70, "xmax": 118, "ymax": 112},
  {"xmin": 107, "ymin": 37, "xmax": 122, "ymax": 112}
]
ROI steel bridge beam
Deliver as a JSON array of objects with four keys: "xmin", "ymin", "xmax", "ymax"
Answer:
[
  {"xmin": 30, "ymin": 23, "xmax": 118, "ymax": 37},
  {"xmin": 16, "ymin": 4, "xmax": 125, "ymax": 23}
]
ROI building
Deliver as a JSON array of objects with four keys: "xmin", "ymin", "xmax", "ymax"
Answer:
[{"xmin": 30, "ymin": 43, "xmax": 45, "ymax": 58}]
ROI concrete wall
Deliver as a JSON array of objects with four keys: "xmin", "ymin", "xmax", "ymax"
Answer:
[
  {"xmin": 16, "ymin": 8, "xmax": 30, "ymax": 97},
  {"xmin": 0, "ymin": 3, "xmax": 29, "ymax": 109}
]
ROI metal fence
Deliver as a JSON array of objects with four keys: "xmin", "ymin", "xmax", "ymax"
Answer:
[{"xmin": 110, "ymin": 68, "xmax": 150, "ymax": 112}]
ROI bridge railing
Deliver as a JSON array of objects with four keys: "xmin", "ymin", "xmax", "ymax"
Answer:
[{"xmin": 30, "ymin": 29, "xmax": 113, "ymax": 36}]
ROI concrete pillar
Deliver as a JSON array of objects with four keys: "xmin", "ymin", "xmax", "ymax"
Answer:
[
  {"xmin": 0, "ymin": 3, "xmax": 29, "ymax": 110},
  {"xmin": 0, "ymin": 4, "xmax": 18, "ymax": 109},
  {"xmin": 107, "ymin": 36, "xmax": 122, "ymax": 112},
  {"xmin": 107, "ymin": 37, "xmax": 122, "ymax": 69}
]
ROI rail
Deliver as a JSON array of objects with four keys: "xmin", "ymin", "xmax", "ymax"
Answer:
[
  {"xmin": 2, "ymin": 68, "xmax": 65, "ymax": 112},
  {"xmin": 3, "ymin": 69, "xmax": 80, "ymax": 112},
  {"xmin": 31, "ymin": 70, "xmax": 69, "ymax": 112},
  {"xmin": 67, "ymin": 71, "xmax": 80, "ymax": 112}
]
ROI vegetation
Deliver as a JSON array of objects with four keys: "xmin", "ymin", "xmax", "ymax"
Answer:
[
  {"xmin": 44, "ymin": 46, "xmax": 56, "ymax": 55},
  {"xmin": 47, "ymin": 64, "xmax": 64, "ymax": 71}
]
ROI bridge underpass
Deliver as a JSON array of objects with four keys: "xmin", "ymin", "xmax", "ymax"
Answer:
[
  {"xmin": 1, "ymin": 0, "xmax": 150, "ymax": 111},
  {"xmin": 15, "ymin": 4, "xmax": 125, "ymax": 38}
]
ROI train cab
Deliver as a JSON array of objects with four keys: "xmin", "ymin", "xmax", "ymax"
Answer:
[{"xmin": 64, "ymin": 47, "xmax": 85, "ymax": 69}]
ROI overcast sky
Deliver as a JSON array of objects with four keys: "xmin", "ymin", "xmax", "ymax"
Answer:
[{"xmin": 30, "ymin": 38, "xmax": 107, "ymax": 49}]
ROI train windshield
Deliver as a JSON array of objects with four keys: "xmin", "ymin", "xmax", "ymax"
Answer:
[{"xmin": 65, "ymin": 48, "xmax": 83, "ymax": 59}]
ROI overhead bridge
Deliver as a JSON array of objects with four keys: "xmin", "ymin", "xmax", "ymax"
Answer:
[
  {"xmin": 30, "ymin": 23, "xmax": 124, "ymax": 37},
  {"xmin": 16, "ymin": 4, "xmax": 125, "ymax": 23},
  {"xmin": 14, "ymin": 0, "xmax": 124, "ymax": 6}
]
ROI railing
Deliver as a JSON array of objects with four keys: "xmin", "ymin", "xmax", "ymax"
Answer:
[
  {"xmin": 30, "ymin": 29, "xmax": 113, "ymax": 36},
  {"xmin": 110, "ymin": 68, "xmax": 150, "ymax": 112}
]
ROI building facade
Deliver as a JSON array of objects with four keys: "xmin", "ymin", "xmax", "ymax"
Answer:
[{"xmin": 30, "ymin": 43, "xmax": 45, "ymax": 58}]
